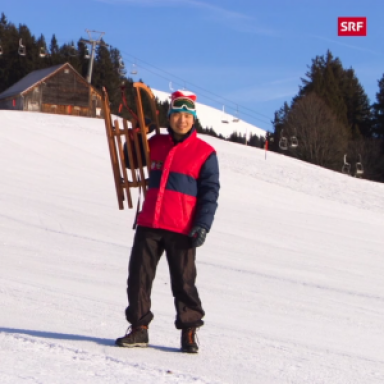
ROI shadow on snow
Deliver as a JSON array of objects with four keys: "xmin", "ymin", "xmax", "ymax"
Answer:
[{"xmin": 0, "ymin": 327, "xmax": 180, "ymax": 352}]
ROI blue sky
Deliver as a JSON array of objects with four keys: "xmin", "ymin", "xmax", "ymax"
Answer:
[{"xmin": 2, "ymin": 0, "xmax": 384, "ymax": 131}]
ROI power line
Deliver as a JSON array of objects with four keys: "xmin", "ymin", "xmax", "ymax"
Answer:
[
  {"xmin": 138, "ymin": 63, "xmax": 272, "ymax": 127},
  {"xmin": 118, "ymin": 49, "xmax": 274, "ymax": 128},
  {"xmin": 14, "ymin": 30, "xmax": 273, "ymax": 127}
]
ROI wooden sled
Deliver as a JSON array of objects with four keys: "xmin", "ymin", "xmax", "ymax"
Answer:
[{"xmin": 101, "ymin": 82, "xmax": 160, "ymax": 211}]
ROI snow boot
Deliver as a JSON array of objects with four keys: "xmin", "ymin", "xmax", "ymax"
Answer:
[
  {"xmin": 181, "ymin": 327, "xmax": 198, "ymax": 353},
  {"xmin": 115, "ymin": 325, "xmax": 148, "ymax": 348}
]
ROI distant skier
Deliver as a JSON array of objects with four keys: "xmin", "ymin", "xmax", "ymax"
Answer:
[{"xmin": 116, "ymin": 90, "xmax": 220, "ymax": 353}]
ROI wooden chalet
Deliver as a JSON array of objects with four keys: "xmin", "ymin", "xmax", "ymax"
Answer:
[{"xmin": 0, "ymin": 63, "xmax": 103, "ymax": 118}]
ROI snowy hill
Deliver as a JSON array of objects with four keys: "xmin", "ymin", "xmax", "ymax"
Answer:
[
  {"xmin": 152, "ymin": 89, "xmax": 267, "ymax": 139},
  {"xmin": 1, "ymin": 111, "xmax": 384, "ymax": 384}
]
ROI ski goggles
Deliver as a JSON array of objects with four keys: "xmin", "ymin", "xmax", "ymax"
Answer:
[{"xmin": 170, "ymin": 98, "xmax": 196, "ymax": 111}]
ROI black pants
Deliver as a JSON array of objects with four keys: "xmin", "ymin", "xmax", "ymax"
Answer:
[{"xmin": 125, "ymin": 226, "xmax": 205, "ymax": 329}]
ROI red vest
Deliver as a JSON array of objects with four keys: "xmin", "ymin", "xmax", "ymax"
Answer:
[{"xmin": 137, "ymin": 130, "xmax": 215, "ymax": 234}]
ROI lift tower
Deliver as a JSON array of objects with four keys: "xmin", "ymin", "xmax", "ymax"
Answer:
[{"xmin": 80, "ymin": 29, "xmax": 109, "ymax": 84}]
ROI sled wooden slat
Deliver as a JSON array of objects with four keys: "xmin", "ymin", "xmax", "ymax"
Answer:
[
  {"xmin": 133, "ymin": 82, "xmax": 160, "ymax": 172},
  {"xmin": 114, "ymin": 119, "xmax": 133, "ymax": 208},
  {"xmin": 131, "ymin": 118, "xmax": 147, "ymax": 197},
  {"xmin": 102, "ymin": 83, "xmax": 160, "ymax": 212},
  {"xmin": 102, "ymin": 88, "xmax": 124, "ymax": 210},
  {"xmin": 122, "ymin": 119, "xmax": 138, "ymax": 186}
]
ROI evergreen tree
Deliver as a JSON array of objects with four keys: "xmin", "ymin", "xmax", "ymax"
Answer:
[
  {"xmin": 35, "ymin": 33, "xmax": 49, "ymax": 69},
  {"xmin": 371, "ymin": 74, "xmax": 384, "ymax": 140},
  {"xmin": 342, "ymin": 68, "xmax": 372, "ymax": 138},
  {"xmin": 299, "ymin": 50, "xmax": 348, "ymax": 128},
  {"xmin": 92, "ymin": 44, "xmax": 123, "ymax": 115},
  {"xmin": 49, "ymin": 34, "xmax": 61, "ymax": 65},
  {"xmin": 0, "ymin": 12, "xmax": 7, "ymax": 26},
  {"xmin": 59, "ymin": 41, "xmax": 81, "ymax": 71},
  {"xmin": 77, "ymin": 40, "xmax": 90, "ymax": 79},
  {"xmin": 298, "ymin": 50, "xmax": 372, "ymax": 139},
  {"xmin": 271, "ymin": 50, "xmax": 379, "ymax": 180},
  {"xmin": 271, "ymin": 102, "xmax": 290, "ymax": 152}
]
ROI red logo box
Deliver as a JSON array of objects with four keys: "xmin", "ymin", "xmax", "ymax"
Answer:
[{"xmin": 338, "ymin": 17, "xmax": 367, "ymax": 36}]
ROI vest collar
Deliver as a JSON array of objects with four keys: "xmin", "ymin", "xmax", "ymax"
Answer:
[{"xmin": 167, "ymin": 126, "xmax": 196, "ymax": 144}]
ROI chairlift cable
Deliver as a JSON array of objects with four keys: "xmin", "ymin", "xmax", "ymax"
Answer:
[
  {"xmin": 118, "ymin": 49, "xmax": 273, "ymax": 126},
  {"xmin": 121, "ymin": 61, "xmax": 272, "ymax": 127}
]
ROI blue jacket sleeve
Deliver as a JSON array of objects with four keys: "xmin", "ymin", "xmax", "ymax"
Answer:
[{"xmin": 193, "ymin": 152, "xmax": 220, "ymax": 232}]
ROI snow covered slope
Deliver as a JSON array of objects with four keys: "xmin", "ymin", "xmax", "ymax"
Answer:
[
  {"xmin": 0, "ymin": 111, "xmax": 383, "ymax": 384},
  {"xmin": 152, "ymin": 88, "xmax": 266, "ymax": 139}
]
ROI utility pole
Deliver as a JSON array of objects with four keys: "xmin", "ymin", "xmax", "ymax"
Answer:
[{"xmin": 80, "ymin": 29, "xmax": 109, "ymax": 84}]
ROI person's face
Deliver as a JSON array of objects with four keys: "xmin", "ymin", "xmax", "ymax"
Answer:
[{"xmin": 169, "ymin": 112, "xmax": 194, "ymax": 136}]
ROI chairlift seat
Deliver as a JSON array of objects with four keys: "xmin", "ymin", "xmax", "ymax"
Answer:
[
  {"xmin": 355, "ymin": 163, "xmax": 364, "ymax": 174},
  {"xmin": 39, "ymin": 47, "xmax": 46, "ymax": 58},
  {"xmin": 18, "ymin": 39, "xmax": 26, "ymax": 56},
  {"xmin": 342, "ymin": 164, "xmax": 351, "ymax": 175},
  {"xmin": 290, "ymin": 136, "xmax": 298, "ymax": 148},
  {"xmin": 342, "ymin": 154, "xmax": 351, "ymax": 175},
  {"xmin": 69, "ymin": 46, "xmax": 78, "ymax": 57},
  {"xmin": 131, "ymin": 63, "xmax": 138, "ymax": 75},
  {"xmin": 221, "ymin": 105, "xmax": 229, "ymax": 123},
  {"xmin": 279, "ymin": 137, "xmax": 288, "ymax": 150}
]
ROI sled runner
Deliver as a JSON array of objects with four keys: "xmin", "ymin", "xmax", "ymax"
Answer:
[{"xmin": 101, "ymin": 82, "xmax": 160, "ymax": 212}]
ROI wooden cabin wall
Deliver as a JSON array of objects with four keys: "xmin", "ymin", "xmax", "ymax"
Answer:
[
  {"xmin": 42, "ymin": 68, "xmax": 89, "ymax": 107},
  {"xmin": 0, "ymin": 65, "xmax": 103, "ymax": 117},
  {"xmin": 0, "ymin": 96, "xmax": 24, "ymax": 110}
]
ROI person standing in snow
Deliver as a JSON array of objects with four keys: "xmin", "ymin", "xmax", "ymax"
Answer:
[{"xmin": 116, "ymin": 90, "xmax": 220, "ymax": 353}]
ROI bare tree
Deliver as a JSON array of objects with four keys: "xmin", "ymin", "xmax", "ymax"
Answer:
[{"xmin": 284, "ymin": 93, "xmax": 348, "ymax": 170}]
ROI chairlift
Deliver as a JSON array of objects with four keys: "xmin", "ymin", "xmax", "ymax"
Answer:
[
  {"xmin": 221, "ymin": 105, "xmax": 229, "ymax": 124},
  {"xmin": 167, "ymin": 82, "xmax": 174, "ymax": 99},
  {"xmin": 278, "ymin": 129, "xmax": 288, "ymax": 150},
  {"xmin": 290, "ymin": 136, "xmax": 298, "ymax": 148},
  {"xmin": 69, "ymin": 45, "xmax": 78, "ymax": 57},
  {"xmin": 39, "ymin": 46, "xmax": 47, "ymax": 58},
  {"xmin": 118, "ymin": 57, "xmax": 125, "ymax": 69},
  {"xmin": 18, "ymin": 38, "xmax": 26, "ymax": 56},
  {"xmin": 279, "ymin": 137, "xmax": 288, "ymax": 150},
  {"xmin": 0, "ymin": 40, "xmax": 3, "ymax": 56},
  {"xmin": 130, "ymin": 61, "xmax": 138, "ymax": 75},
  {"xmin": 355, "ymin": 154, "xmax": 364, "ymax": 177},
  {"xmin": 116, "ymin": 57, "xmax": 125, "ymax": 76},
  {"xmin": 341, "ymin": 154, "xmax": 351, "ymax": 175},
  {"xmin": 84, "ymin": 45, "xmax": 90, "ymax": 59},
  {"xmin": 232, "ymin": 105, "xmax": 240, "ymax": 122}
]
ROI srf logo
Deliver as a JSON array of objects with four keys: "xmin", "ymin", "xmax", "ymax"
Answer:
[{"xmin": 338, "ymin": 17, "xmax": 367, "ymax": 36}]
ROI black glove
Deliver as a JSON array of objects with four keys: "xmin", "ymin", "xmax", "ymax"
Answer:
[{"xmin": 188, "ymin": 226, "xmax": 207, "ymax": 248}]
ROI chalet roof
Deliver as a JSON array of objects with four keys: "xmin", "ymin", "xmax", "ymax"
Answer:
[{"xmin": 0, "ymin": 63, "xmax": 85, "ymax": 100}]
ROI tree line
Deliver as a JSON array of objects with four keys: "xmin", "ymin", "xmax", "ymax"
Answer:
[
  {"xmin": 2, "ymin": 14, "xmax": 382, "ymax": 181},
  {"xmin": 271, "ymin": 50, "xmax": 384, "ymax": 182},
  {"xmin": 0, "ymin": 13, "xmax": 266, "ymax": 146},
  {"xmin": 0, "ymin": 13, "xmax": 168, "ymax": 125}
]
